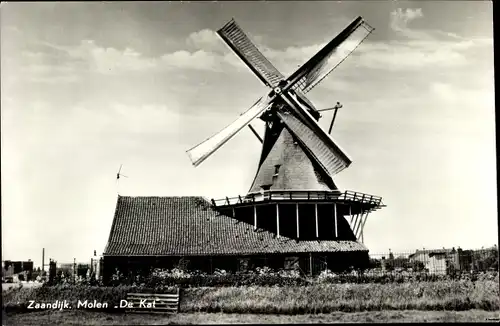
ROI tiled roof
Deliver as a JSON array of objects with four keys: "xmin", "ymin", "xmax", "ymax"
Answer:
[
  {"xmin": 409, "ymin": 249, "xmax": 457, "ymax": 258},
  {"xmin": 104, "ymin": 196, "xmax": 367, "ymax": 256}
]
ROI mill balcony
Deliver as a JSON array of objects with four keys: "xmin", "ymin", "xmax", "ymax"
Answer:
[{"xmin": 211, "ymin": 190, "xmax": 384, "ymax": 213}]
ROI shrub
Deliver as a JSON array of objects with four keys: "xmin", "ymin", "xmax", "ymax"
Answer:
[{"xmin": 102, "ymin": 266, "xmax": 499, "ymax": 288}]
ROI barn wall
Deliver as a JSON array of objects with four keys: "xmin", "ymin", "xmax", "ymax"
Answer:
[{"xmin": 102, "ymin": 251, "xmax": 369, "ymax": 284}]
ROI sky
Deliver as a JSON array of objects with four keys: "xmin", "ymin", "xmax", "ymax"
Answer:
[{"xmin": 1, "ymin": 1, "xmax": 496, "ymax": 265}]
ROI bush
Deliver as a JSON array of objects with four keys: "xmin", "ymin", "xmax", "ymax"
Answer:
[{"xmin": 103, "ymin": 266, "xmax": 499, "ymax": 288}]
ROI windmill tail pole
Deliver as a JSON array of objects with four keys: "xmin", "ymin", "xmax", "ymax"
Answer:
[
  {"xmin": 328, "ymin": 107, "xmax": 339, "ymax": 134},
  {"xmin": 248, "ymin": 125, "xmax": 263, "ymax": 143}
]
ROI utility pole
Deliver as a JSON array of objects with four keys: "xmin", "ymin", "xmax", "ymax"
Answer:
[{"xmin": 42, "ymin": 248, "xmax": 45, "ymax": 272}]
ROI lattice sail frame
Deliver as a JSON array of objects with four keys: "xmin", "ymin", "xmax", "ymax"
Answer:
[{"xmin": 187, "ymin": 16, "xmax": 374, "ymax": 180}]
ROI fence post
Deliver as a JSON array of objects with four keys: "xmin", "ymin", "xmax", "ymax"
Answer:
[{"xmin": 99, "ymin": 257, "xmax": 104, "ymax": 283}]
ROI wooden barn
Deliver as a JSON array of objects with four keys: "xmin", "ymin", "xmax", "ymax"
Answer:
[{"xmin": 102, "ymin": 195, "xmax": 378, "ymax": 282}]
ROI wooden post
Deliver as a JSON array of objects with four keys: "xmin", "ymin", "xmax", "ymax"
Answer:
[
  {"xmin": 354, "ymin": 212, "xmax": 366, "ymax": 239},
  {"xmin": 352, "ymin": 213, "xmax": 360, "ymax": 236},
  {"xmin": 253, "ymin": 205, "xmax": 257, "ymax": 231},
  {"xmin": 353, "ymin": 213, "xmax": 361, "ymax": 238},
  {"xmin": 276, "ymin": 203, "xmax": 280, "ymax": 238},
  {"xmin": 232, "ymin": 207, "xmax": 235, "ymax": 218},
  {"xmin": 296, "ymin": 203, "xmax": 300, "ymax": 238},
  {"xmin": 309, "ymin": 253, "xmax": 312, "ymax": 276},
  {"xmin": 359, "ymin": 212, "xmax": 370, "ymax": 243},
  {"xmin": 315, "ymin": 204, "xmax": 319, "ymax": 238},
  {"xmin": 334, "ymin": 203, "xmax": 338, "ymax": 239}
]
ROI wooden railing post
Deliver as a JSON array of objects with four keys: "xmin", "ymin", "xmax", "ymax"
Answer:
[
  {"xmin": 334, "ymin": 203, "xmax": 338, "ymax": 239},
  {"xmin": 276, "ymin": 203, "xmax": 280, "ymax": 238},
  {"xmin": 253, "ymin": 205, "xmax": 257, "ymax": 231},
  {"xmin": 315, "ymin": 203, "xmax": 319, "ymax": 238},
  {"xmin": 296, "ymin": 203, "xmax": 300, "ymax": 238}
]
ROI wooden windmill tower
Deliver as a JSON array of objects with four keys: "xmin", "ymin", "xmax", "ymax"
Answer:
[{"xmin": 187, "ymin": 16, "xmax": 384, "ymax": 246}]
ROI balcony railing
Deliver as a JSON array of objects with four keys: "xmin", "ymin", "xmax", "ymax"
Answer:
[{"xmin": 211, "ymin": 190, "xmax": 383, "ymax": 207}]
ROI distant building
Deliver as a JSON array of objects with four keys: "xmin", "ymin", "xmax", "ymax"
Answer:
[
  {"xmin": 2, "ymin": 260, "xmax": 34, "ymax": 282},
  {"xmin": 409, "ymin": 248, "xmax": 481, "ymax": 274},
  {"xmin": 3, "ymin": 260, "xmax": 33, "ymax": 274},
  {"xmin": 58, "ymin": 263, "xmax": 74, "ymax": 272}
]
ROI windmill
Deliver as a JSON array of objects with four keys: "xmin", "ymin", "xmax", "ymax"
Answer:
[{"xmin": 186, "ymin": 17, "xmax": 384, "ymax": 244}]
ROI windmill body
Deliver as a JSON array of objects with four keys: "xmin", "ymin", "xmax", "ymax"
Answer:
[
  {"xmin": 187, "ymin": 16, "xmax": 384, "ymax": 246},
  {"xmin": 102, "ymin": 16, "xmax": 387, "ymax": 282}
]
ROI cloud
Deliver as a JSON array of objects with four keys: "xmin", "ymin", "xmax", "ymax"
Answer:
[
  {"xmin": 17, "ymin": 35, "xmax": 241, "ymax": 82},
  {"xmin": 389, "ymin": 8, "xmax": 424, "ymax": 38},
  {"xmin": 86, "ymin": 43, "xmax": 157, "ymax": 73},
  {"xmin": 355, "ymin": 40, "xmax": 470, "ymax": 70},
  {"xmin": 161, "ymin": 50, "xmax": 220, "ymax": 71},
  {"xmin": 186, "ymin": 29, "xmax": 223, "ymax": 51},
  {"xmin": 52, "ymin": 40, "xmax": 157, "ymax": 74},
  {"xmin": 390, "ymin": 8, "xmax": 424, "ymax": 35},
  {"xmin": 13, "ymin": 15, "xmax": 492, "ymax": 90}
]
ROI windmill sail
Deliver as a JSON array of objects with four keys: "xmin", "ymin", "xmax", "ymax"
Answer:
[
  {"xmin": 218, "ymin": 19, "xmax": 284, "ymax": 88},
  {"xmin": 277, "ymin": 91, "xmax": 352, "ymax": 177},
  {"xmin": 287, "ymin": 16, "xmax": 374, "ymax": 93},
  {"xmin": 278, "ymin": 111, "xmax": 350, "ymax": 177},
  {"xmin": 186, "ymin": 95, "xmax": 273, "ymax": 167}
]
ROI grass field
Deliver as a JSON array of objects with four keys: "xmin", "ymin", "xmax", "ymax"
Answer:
[
  {"xmin": 4, "ymin": 310, "xmax": 500, "ymax": 325},
  {"xmin": 3, "ymin": 280, "xmax": 499, "ymax": 313},
  {"xmin": 3, "ymin": 279, "xmax": 498, "ymax": 324}
]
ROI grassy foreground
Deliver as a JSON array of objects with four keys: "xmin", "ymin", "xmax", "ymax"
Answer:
[
  {"xmin": 3, "ymin": 280, "xmax": 499, "ymax": 314},
  {"xmin": 4, "ymin": 310, "xmax": 500, "ymax": 324}
]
